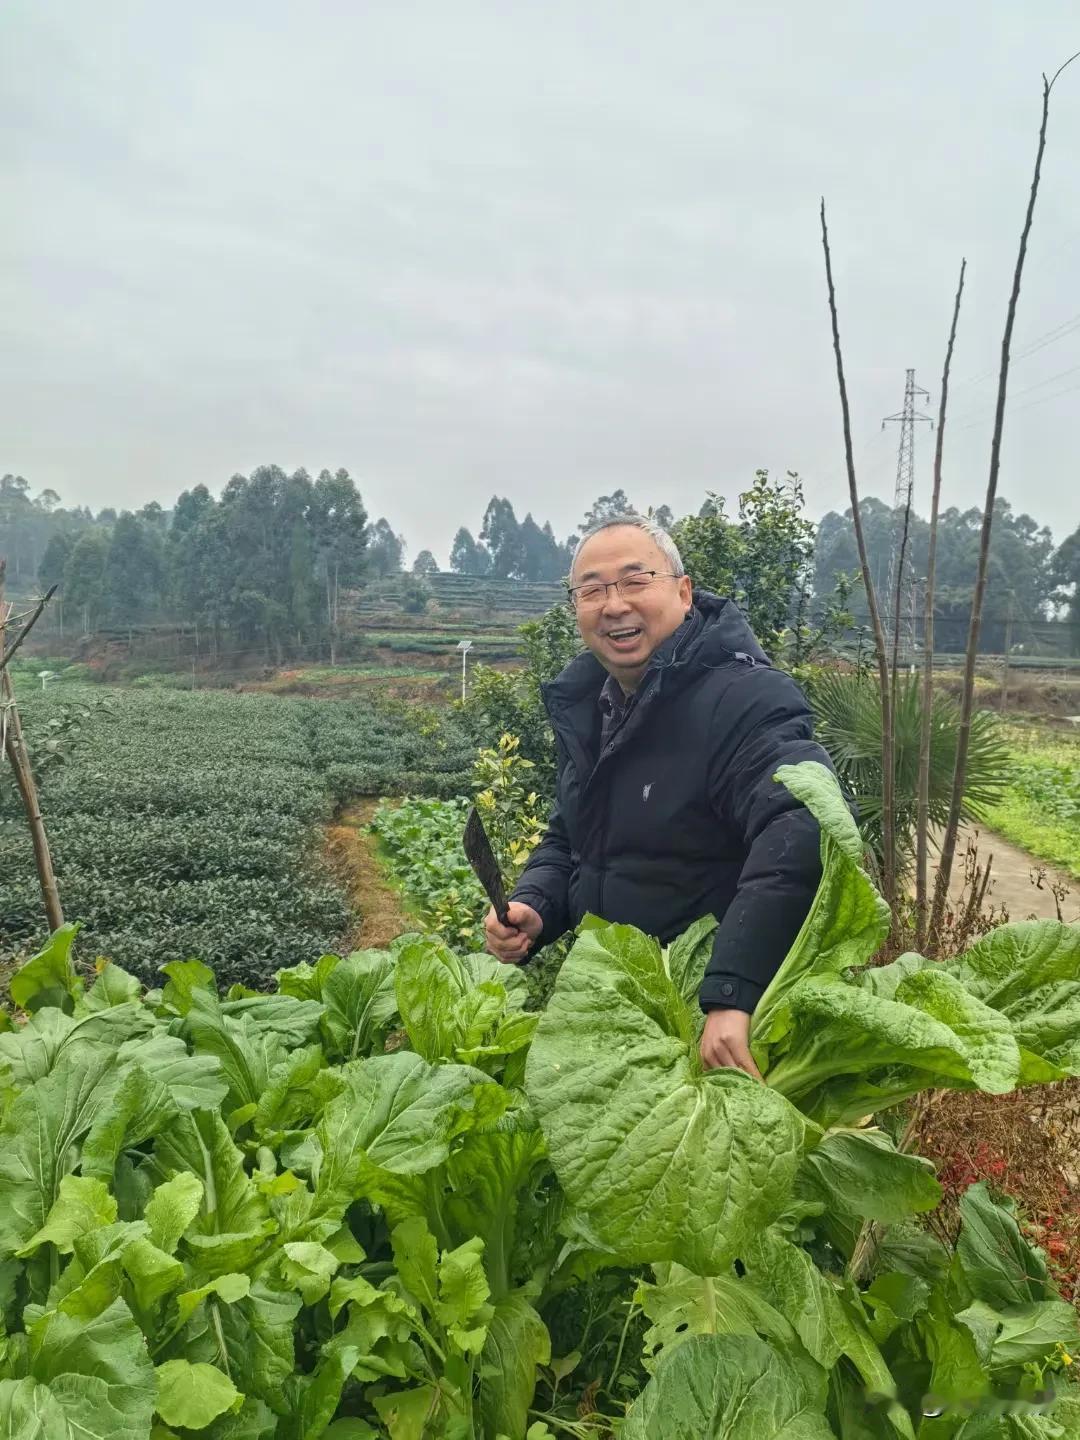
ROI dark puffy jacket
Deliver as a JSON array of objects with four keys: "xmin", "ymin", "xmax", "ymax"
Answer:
[{"xmin": 510, "ymin": 590, "xmax": 835, "ymax": 1015}]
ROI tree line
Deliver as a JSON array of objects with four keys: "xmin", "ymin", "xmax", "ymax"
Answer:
[
  {"xmin": 442, "ymin": 490, "xmax": 673, "ymax": 581},
  {"xmin": 3, "ymin": 467, "xmax": 1078, "ymax": 656},
  {"xmin": 813, "ymin": 494, "xmax": 1080, "ymax": 651}
]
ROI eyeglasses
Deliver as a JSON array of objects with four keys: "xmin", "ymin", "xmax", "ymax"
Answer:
[{"xmin": 567, "ymin": 570, "xmax": 681, "ymax": 609}]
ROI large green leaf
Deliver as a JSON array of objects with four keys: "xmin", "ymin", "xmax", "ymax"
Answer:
[
  {"xmin": 182, "ymin": 992, "xmax": 285, "ymax": 1116},
  {"xmin": 795, "ymin": 1127, "xmax": 941, "ymax": 1230},
  {"xmin": 526, "ymin": 922, "xmax": 805, "ymax": 1274},
  {"xmin": 0, "ymin": 1051, "xmax": 124, "ymax": 1257},
  {"xmin": 28, "ymin": 1296, "xmax": 156, "ymax": 1440},
  {"xmin": 765, "ymin": 971, "xmax": 1020, "ymax": 1126},
  {"xmin": 17, "ymin": 1176, "xmax": 117, "ymax": 1257},
  {"xmin": 217, "ymin": 994, "xmax": 325, "ymax": 1046},
  {"xmin": 664, "ymin": 914, "xmax": 719, "ymax": 1009},
  {"xmin": 253, "ymin": 1044, "xmax": 332, "ymax": 1141},
  {"xmin": 311, "ymin": 1052, "xmax": 488, "ymax": 1220},
  {"xmin": 318, "ymin": 951, "xmax": 399, "ymax": 1063},
  {"xmin": 623, "ymin": 1333, "xmax": 838, "ymax": 1439},
  {"xmin": 741, "ymin": 1231, "xmax": 912, "ymax": 1437},
  {"xmin": 151, "ymin": 1113, "xmax": 273, "ymax": 1276},
  {"xmin": 394, "ymin": 939, "xmax": 536, "ymax": 1069},
  {"xmin": 956, "ymin": 1184, "xmax": 1054, "ymax": 1309},
  {"xmin": 79, "ymin": 963, "xmax": 144, "ymax": 1013},
  {"xmin": 9, "ymin": 927, "xmax": 81, "ymax": 1015},
  {"xmin": 945, "ymin": 921, "xmax": 1080, "ymax": 1077},
  {"xmin": 636, "ymin": 1261, "xmax": 810, "ymax": 1372},
  {"xmin": 0, "ymin": 1378, "xmax": 76, "ymax": 1439},
  {"xmin": 116, "ymin": 1032, "xmax": 228, "ymax": 1114},
  {"xmin": 753, "ymin": 763, "xmax": 891, "ymax": 1059},
  {"xmin": 154, "ymin": 1360, "xmax": 240, "ymax": 1431},
  {"xmin": 957, "ymin": 1299, "xmax": 1080, "ymax": 1373},
  {"xmin": 198, "ymin": 1280, "xmax": 301, "ymax": 1412},
  {"xmin": 476, "ymin": 1293, "xmax": 550, "ymax": 1440},
  {"xmin": 145, "ymin": 1173, "xmax": 205, "ymax": 1254},
  {"xmin": 283, "ymin": 1346, "xmax": 361, "ymax": 1440},
  {"xmin": 0, "ymin": 1007, "xmax": 152, "ymax": 1088}
]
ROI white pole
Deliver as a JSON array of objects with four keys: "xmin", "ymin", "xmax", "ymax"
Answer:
[{"xmin": 461, "ymin": 645, "xmax": 467, "ymax": 703}]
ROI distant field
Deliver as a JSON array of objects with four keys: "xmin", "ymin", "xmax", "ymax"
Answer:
[
  {"xmin": 0, "ymin": 682, "xmax": 475, "ymax": 984},
  {"xmin": 983, "ymin": 722, "xmax": 1080, "ymax": 878}
]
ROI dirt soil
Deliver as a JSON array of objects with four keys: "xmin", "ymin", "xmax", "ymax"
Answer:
[
  {"xmin": 918, "ymin": 1080, "xmax": 1080, "ymax": 1304},
  {"xmin": 929, "ymin": 822, "xmax": 1079, "ymax": 925},
  {"xmin": 323, "ymin": 798, "xmax": 414, "ymax": 949}
]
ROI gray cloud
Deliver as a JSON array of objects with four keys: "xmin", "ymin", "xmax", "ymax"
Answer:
[{"xmin": 2, "ymin": 0, "xmax": 1078, "ymax": 564}]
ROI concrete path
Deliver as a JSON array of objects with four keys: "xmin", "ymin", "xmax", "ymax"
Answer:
[{"xmin": 927, "ymin": 822, "xmax": 1079, "ymax": 925}]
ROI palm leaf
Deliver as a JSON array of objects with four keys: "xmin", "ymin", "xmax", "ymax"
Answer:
[{"xmin": 810, "ymin": 671, "xmax": 1010, "ymax": 872}]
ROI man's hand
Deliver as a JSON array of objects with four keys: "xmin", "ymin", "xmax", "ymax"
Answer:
[
  {"xmin": 700, "ymin": 1008, "xmax": 762, "ymax": 1079},
  {"xmin": 485, "ymin": 901, "xmax": 543, "ymax": 964}
]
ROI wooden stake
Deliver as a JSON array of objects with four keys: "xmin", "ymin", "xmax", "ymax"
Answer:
[{"xmin": 0, "ymin": 562, "xmax": 65, "ymax": 933}]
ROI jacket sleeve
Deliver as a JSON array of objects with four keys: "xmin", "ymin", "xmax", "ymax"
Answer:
[
  {"xmin": 509, "ymin": 795, "xmax": 574, "ymax": 951},
  {"xmin": 700, "ymin": 668, "xmax": 831, "ymax": 1016}
]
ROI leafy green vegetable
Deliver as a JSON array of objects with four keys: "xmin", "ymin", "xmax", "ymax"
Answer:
[
  {"xmin": 3, "ymin": 764, "xmax": 1078, "ymax": 1440},
  {"xmin": 623, "ymin": 1333, "xmax": 838, "ymax": 1439},
  {"xmin": 155, "ymin": 1359, "xmax": 241, "ymax": 1430},
  {"xmin": 527, "ymin": 920, "xmax": 806, "ymax": 1274},
  {"xmin": 956, "ymin": 1183, "xmax": 1055, "ymax": 1310}
]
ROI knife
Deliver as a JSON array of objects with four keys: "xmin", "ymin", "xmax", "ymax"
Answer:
[{"xmin": 463, "ymin": 806, "xmax": 510, "ymax": 926}]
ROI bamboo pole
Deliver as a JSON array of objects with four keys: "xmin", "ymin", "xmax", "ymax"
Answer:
[
  {"xmin": 931, "ymin": 56, "xmax": 1078, "ymax": 943},
  {"xmin": 820, "ymin": 200, "xmax": 897, "ymax": 909},
  {"xmin": 916, "ymin": 259, "xmax": 966, "ymax": 950},
  {"xmin": 0, "ymin": 563, "xmax": 65, "ymax": 932}
]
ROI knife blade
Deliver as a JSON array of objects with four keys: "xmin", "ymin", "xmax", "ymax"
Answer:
[{"xmin": 463, "ymin": 806, "xmax": 510, "ymax": 926}]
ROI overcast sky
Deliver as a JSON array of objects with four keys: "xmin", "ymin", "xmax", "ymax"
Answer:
[{"xmin": 3, "ymin": 2, "xmax": 1078, "ymax": 564}]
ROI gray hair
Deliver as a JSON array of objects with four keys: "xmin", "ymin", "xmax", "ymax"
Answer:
[{"xmin": 571, "ymin": 512, "xmax": 685, "ymax": 581}]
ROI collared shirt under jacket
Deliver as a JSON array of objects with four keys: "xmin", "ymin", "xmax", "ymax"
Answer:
[{"xmin": 510, "ymin": 589, "xmax": 835, "ymax": 1015}]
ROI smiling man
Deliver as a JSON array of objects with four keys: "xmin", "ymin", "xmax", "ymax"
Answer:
[{"xmin": 484, "ymin": 513, "xmax": 835, "ymax": 1076}]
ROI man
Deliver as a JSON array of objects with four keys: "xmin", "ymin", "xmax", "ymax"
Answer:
[{"xmin": 484, "ymin": 513, "xmax": 835, "ymax": 1077}]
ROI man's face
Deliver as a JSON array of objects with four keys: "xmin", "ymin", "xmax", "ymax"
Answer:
[{"xmin": 570, "ymin": 526, "xmax": 694, "ymax": 690}]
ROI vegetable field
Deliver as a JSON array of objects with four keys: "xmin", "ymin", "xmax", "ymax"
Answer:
[
  {"xmin": 1, "ymin": 763, "xmax": 1078, "ymax": 1438},
  {"xmin": 0, "ymin": 685, "xmax": 475, "ymax": 984},
  {"xmin": 984, "ymin": 725, "xmax": 1080, "ymax": 879}
]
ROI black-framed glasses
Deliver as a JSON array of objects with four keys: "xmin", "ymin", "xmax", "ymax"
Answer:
[{"xmin": 566, "ymin": 570, "xmax": 681, "ymax": 609}]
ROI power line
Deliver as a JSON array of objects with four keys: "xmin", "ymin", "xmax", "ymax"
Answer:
[
  {"xmin": 952, "ymin": 309, "xmax": 1080, "ymax": 391},
  {"xmin": 954, "ymin": 373, "xmax": 1080, "ymax": 433},
  {"xmin": 950, "ymin": 358, "xmax": 1080, "ymax": 427}
]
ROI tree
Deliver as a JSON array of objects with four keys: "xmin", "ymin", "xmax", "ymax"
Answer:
[
  {"xmin": 166, "ymin": 485, "xmax": 219, "ymax": 623},
  {"xmin": 0, "ymin": 474, "xmax": 33, "ymax": 582},
  {"xmin": 518, "ymin": 513, "xmax": 564, "ymax": 581},
  {"xmin": 102, "ymin": 511, "xmax": 165, "ymax": 624},
  {"xmin": 38, "ymin": 532, "xmax": 74, "ymax": 590},
  {"xmin": 672, "ymin": 471, "xmax": 815, "ymax": 657},
  {"xmin": 63, "ymin": 530, "xmax": 111, "ymax": 632},
  {"xmin": 412, "ymin": 549, "xmax": 439, "ymax": 575},
  {"xmin": 651, "ymin": 504, "xmax": 674, "ymax": 530},
  {"xmin": 579, "ymin": 489, "xmax": 634, "ymax": 534},
  {"xmin": 449, "ymin": 527, "xmax": 492, "ymax": 576},
  {"xmin": 400, "ymin": 578, "xmax": 430, "ymax": 614},
  {"xmin": 367, "ymin": 518, "xmax": 405, "ymax": 577},
  {"xmin": 480, "ymin": 497, "xmax": 522, "ymax": 578},
  {"xmin": 1051, "ymin": 523, "xmax": 1080, "ymax": 651},
  {"xmin": 312, "ymin": 467, "xmax": 368, "ymax": 656}
]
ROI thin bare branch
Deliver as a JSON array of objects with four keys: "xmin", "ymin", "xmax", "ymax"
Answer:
[
  {"xmin": 0, "ymin": 585, "xmax": 58, "ymax": 677},
  {"xmin": 916, "ymin": 258, "xmax": 966, "ymax": 949},
  {"xmin": 931, "ymin": 65, "xmax": 1069, "ymax": 943},
  {"xmin": 820, "ymin": 199, "xmax": 897, "ymax": 907}
]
